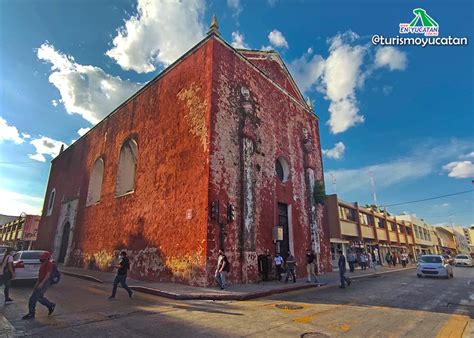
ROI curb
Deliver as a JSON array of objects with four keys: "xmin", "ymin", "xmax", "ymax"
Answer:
[
  {"xmin": 129, "ymin": 282, "xmax": 327, "ymax": 301},
  {"xmin": 60, "ymin": 270, "xmax": 104, "ymax": 284},
  {"xmin": 62, "ymin": 266, "xmax": 416, "ymax": 301}
]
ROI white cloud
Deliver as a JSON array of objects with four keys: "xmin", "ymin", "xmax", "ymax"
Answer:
[
  {"xmin": 323, "ymin": 142, "xmax": 345, "ymax": 160},
  {"xmin": 37, "ymin": 42, "xmax": 142, "ymax": 125},
  {"xmin": 325, "ymin": 139, "xmax": 473, "ymax": 195},
  {"xmin": 443, "ymin": 161, "xmax": 474, "ymax": 179},
  {"xmin": 77, "ymin": 127, "xmax": 91, "ymax": 137},
  {"xmin": 464, "ymin": 151, "xmax": 474, "ymax": 158},
  {"xmin": 28, "ymin": 136, "xmax": 66, "ymax": 162},
  {"xmin": 267, "ymin": 0, "xmax": 278, "ymax": 6},
  {"xmin": 289, "ymin": 32, "xmax": 408, "ymax": 134},
  {"xmin": 288, "ymin": 50, "xmax": 325, "ymax": 93},
  {"xmin": 323, "ymin": 33, "xmax": 367, "ymax": 134},
  {"xmin": 0, "ymin": 188, "xmax": 43, "ymax": 216},
  {"xmin": 375, "ymin": 47, "xmax": 407, "ymax": 71},
  {"xmin": 441, "ymin": 203, "xmax": 450, "ymax": 207},
  {"xmin": 21, "ymin": 132, "xmax": 31, "ymax": 139},
  {"xmin": 106, "ymin": 0, "xmax": 206, "ymax": 73},
  {"xmin": 0, "ymin": 117, "xmax": 25, "ymax": 144},
  {"xmin": 227, "ymin": 0, "xmax": 242, "ymax": 17},
  {"xmin": 268, "ymin": 30, "xmax": 288, "ymax": 49},
  {"xmin": 231, "ymin": 31, "xmax": 249, "ymax": 49},
  {"xmin": 51, "ymin": 99, "xmax": 58, "ymax": 107}
]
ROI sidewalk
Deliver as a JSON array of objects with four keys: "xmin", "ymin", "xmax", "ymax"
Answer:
[{"xmin": 60, "ymin": 264, "xmax": 416, "ymax": 301}]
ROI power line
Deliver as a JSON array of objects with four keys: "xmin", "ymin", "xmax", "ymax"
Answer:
[{"xmin": 380, "ymin": 189, "xmax": 473, "ymax": 208}]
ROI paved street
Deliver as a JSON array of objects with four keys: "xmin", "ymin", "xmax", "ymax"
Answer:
[{"xmin": 1, "ymin": 266, "xmax": 472, "ymax": 337}]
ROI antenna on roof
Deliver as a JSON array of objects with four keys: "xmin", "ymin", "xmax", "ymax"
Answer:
[{"xmin": 207, "ymin": 15, "xmax": 220, "ymax": 36}]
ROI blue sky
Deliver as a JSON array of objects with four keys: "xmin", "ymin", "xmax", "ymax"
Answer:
[{"xmin": 0, "ymin": 0, "xmax": 472, "ymax": 227}]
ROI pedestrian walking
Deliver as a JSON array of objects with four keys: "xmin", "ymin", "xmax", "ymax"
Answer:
[
  {"xmin": 305, "ymin": 249, "xmax": 319, "ymax": 283},
  {"xmin": 215, "ymin": 250, "xmax": 228, "ymax": 290},
  {"xmin": 108, "ymin": 251, "xmax": 133, "ymax": 300},
  {"xmin": 284, "ymin": 251, "xmax": 297, "ymax": 283},
  {"xmin": 347, "ymin": 250, "xmax": 355, "ymax": 273},
  {"xmin": 1, "ymin": 248, "xmax": 15, "ymax": 304},
  {"xmin": 401, "ymin": 252, "xmax": 408, "ymax": 268},
  {"xmin": 369, "ymin": 251, "xmax": 378, "ymax": 272},
  {"xmin": 392, "ymin": 252, "xmax": 397, "ymax": 267},
  {"xmin": 360, "ymin": 252, "xmax": 367, "ymax": 270},
  {"xmin": 22, "ymin": 251, "xmax": 56, "ymax": 320},
  {"xmin": 385, "ymin": 252, "xmax": 392, "ymax": 266},
  {"xmin": 374, "ymin": 248, "xmax": 380, "ymax": 265},
  {"xmin": 274, "ymin": 253, "xmax": 284, "ymax": 281},
  {"xmin": 338, "ymin": 250, "xmax": 351, "ymax": 288}
]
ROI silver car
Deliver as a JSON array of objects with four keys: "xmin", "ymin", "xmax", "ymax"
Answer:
[
  {"xmin": 417, "ymin": 255, "xmax": 454, "ymax": 279},
  {"xmin": 12, "ymin": 250, "xmax": 47, "ymax": 280}
]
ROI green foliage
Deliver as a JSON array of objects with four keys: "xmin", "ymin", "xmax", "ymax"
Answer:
[{"xmin": 313, "ymin": 179, "xmax": 326, "ymax": 205}]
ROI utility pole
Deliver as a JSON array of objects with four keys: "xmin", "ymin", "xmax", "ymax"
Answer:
[
  {"xmin": 369, "ymin": 170, "xmax": 378, "ymax": 206},
  {"xmin": 329, "ymin": 173, "xmax": 337, "ymax": 194},
  {"xmin": 449, "ymin": 214, "xmax": 458, "ymax": 254}
]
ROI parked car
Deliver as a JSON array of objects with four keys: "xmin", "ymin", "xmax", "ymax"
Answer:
[
  {"xmin": 417, "ymin": 255, "xmax": 453, "ymax": 279},
  {"xmin": 12, "ymin": 250, "xmax": 47, "ymax": 280},
  {"xmin": 454, "ymin": 254, "xmax": 473, "ymax": 267}
]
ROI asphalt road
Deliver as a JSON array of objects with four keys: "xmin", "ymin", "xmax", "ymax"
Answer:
[{"xmin": 1, "ymin": 266, "xmax": 472, "ymax": 337}]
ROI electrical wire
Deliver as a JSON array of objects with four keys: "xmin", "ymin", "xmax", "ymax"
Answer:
[{"xmin": 380, "ymin": 189, "xmax": 473, "ymax": 207}]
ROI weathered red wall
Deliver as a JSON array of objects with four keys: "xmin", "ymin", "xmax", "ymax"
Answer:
[
  {"xmin": 36, "ymin": 36, "xmax": 332, "ymax": 287},
  {"xmin": 36, "ymin": 39, "xmax": 214, "ymax": 286},
  {"xmin": 207, "ymin": 39, "xmax": 331, "ymax": 285}
]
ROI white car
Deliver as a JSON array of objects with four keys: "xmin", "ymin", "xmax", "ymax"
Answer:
[
  {"xmin": 417, "ymin": 255, "xmax": 453, "ymax": 279},
  {"xmin": 12, "ymin": 250, "xmax": 47, "ymax": 280},
  {"xmin": 454, "ymin": 254, "xmax": 473, "ymax": 267}
]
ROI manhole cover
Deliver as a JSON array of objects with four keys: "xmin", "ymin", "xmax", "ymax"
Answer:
[
  {"xmin": 276, "ymin": 303, "xmax": 304, "ymax": 310},
  {"xmin": 301, "ymin": 332, "xmax": 330, "ymax": 337}
]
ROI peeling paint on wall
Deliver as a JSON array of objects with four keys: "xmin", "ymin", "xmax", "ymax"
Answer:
[{"xmin": 177, "ymin": 83, "xmax": 209, "ymax": 152}]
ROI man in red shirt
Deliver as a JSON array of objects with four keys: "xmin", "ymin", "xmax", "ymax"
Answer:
[{"xmin": 22, "ymin": 251, "xmax": 56, "ymax": 320}]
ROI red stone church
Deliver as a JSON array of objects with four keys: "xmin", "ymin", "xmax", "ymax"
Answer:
[{"xmin": 35, "ymin": 19, "xmax": 331, "ymax": 286}]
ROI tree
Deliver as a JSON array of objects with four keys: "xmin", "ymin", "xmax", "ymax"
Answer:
[{"xmin": 313, "ymin": 179, "xmax": 326, "ymax": 205}]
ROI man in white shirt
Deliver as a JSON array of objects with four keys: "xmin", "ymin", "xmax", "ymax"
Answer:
[
  {"xmin": 274, "ymin": 253, "xmax": 284, "ymax": 281},
  {"xmin": 215, "ymin": 250, "xmax": 228, "ymax": 290}
]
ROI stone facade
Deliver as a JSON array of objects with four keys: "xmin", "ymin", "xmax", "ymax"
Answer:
[{"xmin": 35, "ymin": 33, "xmax": 331, "ymax": 286}]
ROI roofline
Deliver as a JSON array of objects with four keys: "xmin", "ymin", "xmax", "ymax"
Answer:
[
  {"xmin": 213, "ymin": 35, "xmax": 318, "ymax": 118},
  {"xmin": 236, "ymin": 49, "xmax": 311, "ymax": 112},
  {"xmin": 54, "ymin": 32, "xmax": 318, "ymax": 163}
]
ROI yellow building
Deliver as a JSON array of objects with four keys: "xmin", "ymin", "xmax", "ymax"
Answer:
[
  {"xmin": 397, "ymin": 214, "xmax": 438, "ymax": 257},
  {"xmin": 435, "ymin": 226, "xmax": 457, "ymax": 256},
  {"xmin": 326, "ymin": 195, "xmax": 417, "ymax": 269}
]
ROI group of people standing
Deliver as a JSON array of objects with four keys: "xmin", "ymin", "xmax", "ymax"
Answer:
[
  {"xmin": 216, "ymin": 248, "xmax": 321, "ymax": 290},
  {"xmin": 385, "ymin": 251, "xmax": 410, "ymax": 268},
  {"xmin": 347, "ymin": 250, "xmax": 378, "ymax": 272}
]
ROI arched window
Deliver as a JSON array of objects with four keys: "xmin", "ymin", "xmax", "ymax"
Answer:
[
  {"xmin": 46, "ymin": 188, "xmax": 56, "ymax": 216},
  {"xmin": 275, "ymin": 157, "xmax": 290, "ymax": 182},
  {"xmin": 87, "ymin": 158, "xmax": 104, "ymax": 206},
  {"xmin": 116, "ymin": 138, "xmax": 138, "ymax": 196}
]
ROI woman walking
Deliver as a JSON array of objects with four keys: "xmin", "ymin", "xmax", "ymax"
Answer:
[{"xmin": 1, "ymin": 248, "xmax": 15, "ymax": 304}]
